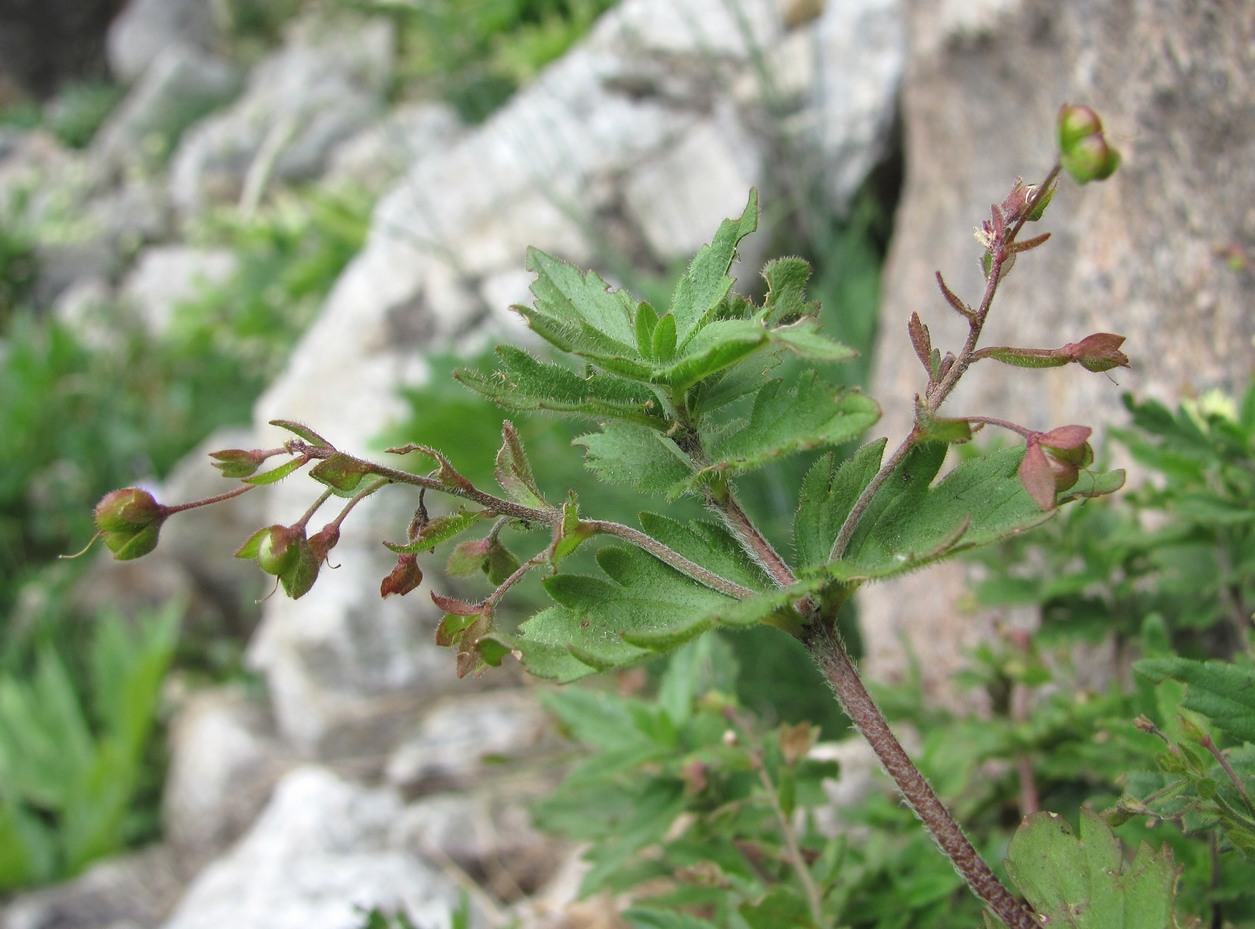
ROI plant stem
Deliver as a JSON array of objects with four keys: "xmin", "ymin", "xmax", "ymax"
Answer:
[
  {"xmin": 583, "ymin": 519, "xmax": 758, "ymax": 600},
  {"xmin": 755, "ymin": 758, "xmax": 825, "ymax": 926},
  {"xmin": 804, "ymin": 623, "xmax": 1039, "ymax": 929},
  {"xmin": 828, "ymin": 164, "xmax": 1062, "ymax": 565}
]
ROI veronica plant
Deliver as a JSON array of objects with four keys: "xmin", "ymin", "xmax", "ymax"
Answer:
[{"xmin": 91, "ymin": 105, "xmax": 1134, "ymax": 928}]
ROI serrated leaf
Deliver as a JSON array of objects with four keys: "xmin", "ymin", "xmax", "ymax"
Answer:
[
  {"xmin": 268, "ymin": 419, "xmax": 331, "ymax": 446},
  {"xmin": 1134, "ymin": 657, "xmax": 1255, "ymax": 744},
  {"xmin": 308, "ymin": 453, "xmax": 370, "ymax": 494},
  {"xmin": 243, "ymin": 456, "xmax": 306, "ymax": 485},
  {"xmin": 794, "ymin": 440, "xmax": 887, "ymax": 568},
  {"xmin": 523, "ymin": 247, "xmax": 639, "ymax": 349},
  {"xmin": 656, "ymin": 318, "xmax": 768, "ymax": 391},
  {"xmin": 1006, "ymin": 810, "xmax": 1177, "ymax": 929},
  {"xmin": 671, "ymin": 189, "xmax": 758, "ymax": 345},
  {"xmin": 836, "ymin": 444, "xmax": 1066, "ymax": 580},
  {"xmin": 767, "ymin": 319, "xmax": 857, "ymax": 362},
  {"xmin": 456, "ymin": 346, "xmax": 662, "ymax": 426},
  {"xmin": 637, "ymin": 512, "xmax": 773, "ymax": 591},
  {"xmin": 495, "ymin": 422, "xmax": 548, "ymax": 509},
  {"xmin": 505, "ymin": 546, "xmax": 750, "ymax": 681},
  {"xmin": 760, "ymin": 256, "xmax": 818, "ymax": 321},
  {"xmin": 575, "ymin": 423, "xmax": 694, "ymax": 497},
  {"xmin": 686, "ymin": 374, "xmax": 880, "ymax": 489},
  {"xmin": 385, "ymin": 509, "xmax": 485, "ymax": 553}
]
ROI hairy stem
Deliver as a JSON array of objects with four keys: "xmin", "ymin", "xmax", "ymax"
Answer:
[
  {"xmin": 805, "ymin": 623, "xmax": 1039, "ymax": 929},
  {"xmin": 828, "ymin": 164, "xmax": 1062, "ymax": 565},
  {"xmin": 583, "ymin": 519, "xmax": 758, "ymax": 600}
]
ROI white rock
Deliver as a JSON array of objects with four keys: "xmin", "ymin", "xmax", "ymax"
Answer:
[
  {"xmin": 385, "ymin": 691, "xmax": 552, "ymax": 792},
  {"xmin": 95, "ymin": 45, "xmax": 243, "ymax": 172},
  {"xmin": 161, "ymin": 767, "xmax": 462, "ymax": 929},
  {"xmin": 621, "ymin": 105, "xmax": 764, "ymax": 264},
  {"xmin": 168, "ymin": 17, "xmax": 394, "ymax": 215},
  {"xmin": 163, "ymin": 686, "xmax": 289, "ymax": 872},
  {"xmin": 119, "ymin": 245, "xmax": 238, "ymax": 337},
  {"xmin": 107, "ymin": 0, "xmax": 223, "ymax": 83}
]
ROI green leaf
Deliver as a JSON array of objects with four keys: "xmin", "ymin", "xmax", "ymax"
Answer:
[
  {"xmin": 515, "ymin": 248, "xmax": 648, "ymax": 376},
  {"xmin": 1134, "ymin": 657, "xmax": 1255, "ymax": 744},
  {"xmin": 308, "ymin": 453, "xmax": 370, "ymax": 494},
  {"xmin": 656, "ymin": 318, "xmax": 769, "ymax": 391},
  {"xmin": 575, "ymin": 423, "xmax": 694, "ymax": 497},
  {"xmin": 634, "ymin": 301, "xmax": 659, "ymax": 357},
  {"xmin": 651, "ymin": 312, "xmax": 678, "ymax": 362},
  {"xmin": 686, "ymin": 374, "xmax": 879, "ymax": 490},
  {"xmin": 268, "ymin": 419, "xmax": 331, "ymax": 445},
  {"xmin": 760, "ymin": 256, "xmax": 818, "ymax": 321},
  {"xmin": 504, "ymin": 545, "xmax": 747, "ymax": 681},
  {"xmin": 837, "ymin": 444, "xmax": 1067, "ymax": 580},
  {"xmin": 455, "ymin": 346, "xmax": 662, "ymax": 426},
  {"xmin": 243, "ymin": 456, "xmax": 306, "ymax": 485},
  {"xmin": 494, "ymin": 422, "xmax": 548, "ymax": 509},
  {"xmin": 671, "ymin": 189, "xmax": 758, "ymax": 345},
  {"xmin": 794, "ymin": 440, "xmax": 887, "ymax": 569},
  {"xmin": 384, "ymin": 509, "xmax": 486, "ymax": 553},
  {"xmin": 637, "ymin": 512, "xmax": 773, "ymax": 591},
  {"xmin": 624, "ymin": 909, "xmax": 720, "ymax": 929},
  {"xmin": 767, "ymin": 319, "xmax": 858, "ymax": 362},
  {"xmin": 738, "ymin": 887, "xmax": 812, "ymax": 929},
  {"xmin": 1005, "ymin": 810, "xmax": 1177, "ymax": 929}
]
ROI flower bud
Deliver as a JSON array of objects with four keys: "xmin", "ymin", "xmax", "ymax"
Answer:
[
  {"xmin": 209, "ymin": 448, "xmax": 267, "ymax": 478},
  {"xmin": 256, "ymin": 525, "xmax": 303, "ymax": 576},
  {"xmin": 94, "ymin": 488, "xmax": 168, "ymax": 560},
  {"xmin": 380, "ymin": 553, "xmax": 423, "ymax": 598},
  {"xmin": 1058, "ymin": 104, "xmax": 1121, "ymax": 184},
  {"xmin": 1057, "ymin": 104, "xmax": 1103, "ymax": 149}
]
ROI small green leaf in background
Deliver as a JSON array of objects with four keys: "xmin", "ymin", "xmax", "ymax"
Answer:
[
  {"xmin": 1005, "ymin": 809, "xmax": 1177, "ymax": 929},
  {"xmin": 1135, "ymin": 657, "xmax": 1255, "ymax": 745}
]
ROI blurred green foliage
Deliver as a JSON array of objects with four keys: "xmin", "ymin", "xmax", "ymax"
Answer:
[
  {"xmin": 356, "ymin": 0, "xmax": 620, "ymax": 121},
  {"xmin": 0, "ymin": 604, "xmax": 178, "ymax": 888}
]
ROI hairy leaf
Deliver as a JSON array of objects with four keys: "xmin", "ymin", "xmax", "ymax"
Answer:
[
  {"xmin": 495, "ymin": 422, "xmax": 548, "ymax": 509},
  {"xmin": 243, "ymin": 457, "xmax": 306, "ymax": 485},
  {"xmin": 637, "ymin": 512, "xmax": 774, "ymax": 591},
  {"xmin": 575, "ymin": 424, "xmax": 694, "ymax": 497},
  {"xmin": 686, "ymin": 374, "xmax": 879, "ymax": 490},
  {"xmin": 495, "ymin": 546, "xmax": 807, "ymax": 682},
  {"xmin": 1134, "ymin": 657, "xmax": 1255, "ymax": 744},
  {"xmin": 794, "ymin": 440, "xmax": 887, "ymax": 569},
  {"xmin": 308, "ymin": 453, "xmax": 371, "ymax": 495},
  {"xmin": 456, "ymin": 346, "xmax": 662, "ymax": 425},
  {"xmin": 1006, "ymin": 810, "xmax": 1176, "ymax": 929},
  {"xmin": 522, "ymin": 247, "xmax": 638, "ymax": 349},
  {"xmin": 760, "ymin": 256, "xmax": 818, "ymax": 321},
  {"xmin": 671, "ymin": 190, "xmax": 758, "ymax": 345},
  {"xmin": 656, "ymin": 318, "xmax": 769, "ymax": 391},
  {"xmin": 384, "ymin": 509, "xmax": 485, "ymax": 553},
  {"xmin": 834, "ymin": 443, "xmax": 1071, "ymax": 580}
]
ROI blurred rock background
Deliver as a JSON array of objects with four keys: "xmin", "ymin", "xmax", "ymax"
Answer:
[{"xmin": 0, "ymin": 0, "xmax": 1248, "ymax": 926}]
